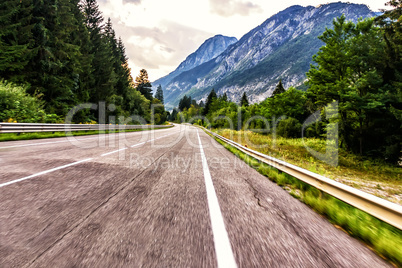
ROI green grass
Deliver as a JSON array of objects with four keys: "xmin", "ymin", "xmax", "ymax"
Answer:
[
  {"xmin": 0, "ymin": 126, "xmax": 173, "ymax": 142},
  {"xmin": 207, "ymin": 131, "xmax": 402, "ymax": 267},
  {"xmin": 215, "ymin": 129, "xmax": 401, "ymax": 205}
]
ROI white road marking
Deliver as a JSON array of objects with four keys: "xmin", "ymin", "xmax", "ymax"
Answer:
[
  {"xmin": 0, "ymin": 129, "xmax": 175, "ymax": 149},
  {"xmin": 101, "ymin": 148, "xmax": 128, "ymax": 157},
  {"xmin": 196, "ymin": 129, "xmax": 237, "ymax": 268},
  {"xmin": 0, "ymin": 130, "xmax": 182, "ymax": 188},
  {"xmin": 0, "ymin": 158, "xmax": 93, "ymax": 188},
  {"xmin": 131, "ymin": 142, "xmax": 146, "ymax": 148},
  {"xmin": 101, "ymin": 131, "xmax": 180, "ymax": 156}
]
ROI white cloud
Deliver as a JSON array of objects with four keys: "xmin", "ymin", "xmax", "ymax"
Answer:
[
  {"xmin": 108, "ymin": 19, "xmax": 212, "ymax": 81},
  {"xmin": 209, "ymin": 0, "xmax": 263, "ymax": 17},
  {"xmin": 122, "ymin": 0, "xmax": 141, "ymax": 4}
]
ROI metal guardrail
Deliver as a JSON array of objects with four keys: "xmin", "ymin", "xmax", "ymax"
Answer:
[
  {"xmin": 0, "ymin": 123, "xmax": 172, "ymax": 133},
  {"xmin": 202, "ymin": 127, "xmax": 402, "ymax": 230}
]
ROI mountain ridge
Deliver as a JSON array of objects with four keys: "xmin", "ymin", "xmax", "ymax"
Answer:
[
  {"xmin": 157, "ymin": 2, "xmax": 376, "ymax": 108},
  {"xmin": 152, "ymin": 34, "xmax": 237, "ymax": 96}
]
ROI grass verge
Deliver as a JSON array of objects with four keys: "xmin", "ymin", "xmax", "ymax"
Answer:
[
  {"xmin": 0, "ymin": 126, "xmax": 173, "ymax": 142},
  {"xmin": 207, "ymin": 131, "xmax": 402, "ymax": 267},
  {"xmin": 215, "ymin": 129, "xmax": 401, "ymax": 205}
]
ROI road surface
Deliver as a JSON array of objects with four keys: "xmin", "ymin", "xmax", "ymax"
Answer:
[{"xmin": 0, "ymin": 125, "xmax": 390, "ymax": 267}]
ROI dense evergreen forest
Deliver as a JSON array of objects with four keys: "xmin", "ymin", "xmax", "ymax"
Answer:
[
  {"xmin": 172, "ymin": 1, "xmax": 402, "ymax": 164},
  {"xmin": 0, "ymin": 0, "xmax": 167, "ymax": 124}
]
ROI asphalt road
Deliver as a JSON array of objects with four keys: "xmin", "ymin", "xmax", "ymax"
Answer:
[{"xmin": 0, "ymin": 125, "xmax": 391, "ymax": 267}]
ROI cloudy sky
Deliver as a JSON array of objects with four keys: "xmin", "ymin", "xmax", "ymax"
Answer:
[{"xmin": 97, "ymin": 0, "xmax": 391, "ymax": 82}]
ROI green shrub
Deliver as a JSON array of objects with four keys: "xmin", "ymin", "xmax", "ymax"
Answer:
[
  {"xmin": 0, "ymin": 80, "xmax": 61, "ymax": 123},
  {"xmin": 277, "ymin": 117, "xmax": 302, "ymax": 138}
]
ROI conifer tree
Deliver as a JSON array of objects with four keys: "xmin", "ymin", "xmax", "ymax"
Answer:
[
  {"xmin": 82, "ymin": 0, "xmax": 103, "ymax": 36},
  {"xmin": 272, "ymin": 80, "xmax": 285, "ymax": 96},
  {"xmin": 82, "ymin": 0, "xmax": 116, "ymax": 104},
  {"xmin": 169, "ymin": 108, "xmax": 178, "ymax": 121},
  {"xmin": 178, "ymin": 95, "xmax": 192, "ymax": 111},
  {"xmin": 240, "ymin": 92, "xmax": 249, "ymax": 107},
  {"xmin": 72, "ymin": 0, "xmax": 93, "ymax": 104},
  {"xmin": 21, "ymin": 0, "xmax": 84, "ymax": 114},
  {"xmin": 221, "ymin": 92, "xmax": 228, "ymax": 102},
  {"xmin": 203, "ymin": 89, "xmax": 217, "ymax": 115},
  {"xmin": 135, "ymin": 69, "xmax": 153, "ymax": 100},
  {"xmin": 105, "ymin": 18, "xmax": 126, "ymax": 98},
  {"xmin": 116, "ymin": 37, "xmax": 136, "ymax": 113},
  {"xmin": 0, "ymin": 0, "xmax": 33, "ymax": 82},
  {"xmin": 155, "ymin": 85, "xmax": 164, "ymax": 104}
]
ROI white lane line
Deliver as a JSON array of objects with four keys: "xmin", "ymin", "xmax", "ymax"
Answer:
[
  {"xmin": 0, "ymin": 129, "xmax": 175, "ymax": 149},
  {"xmin": 196, "ymin": 130, "xmax": 237, "ymax": 268},
  {"xmin": 0, "ymin": 130, "xmax": 182, "ymax": 188},
  {"xmin": 131, "ymin": 142, "xmax": 146, "ymax": 148},
  {"xmin": 102, "ymin": 131, "xmax": 180, "ymax": 155},
  {"xmin": 101, "ymin": 148, "xmax": 128, "ymax": 157},
  {"xmin": 0, "ymin": 158, "xmax": 93, "ymax": 188}
]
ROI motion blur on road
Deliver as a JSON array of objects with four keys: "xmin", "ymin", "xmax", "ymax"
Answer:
[{"xmin": 0, "ymin": 125, "xmax": 390, "ymax": 267}]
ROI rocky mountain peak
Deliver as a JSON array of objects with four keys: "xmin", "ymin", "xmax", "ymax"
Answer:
[
  {"xmin": 176, "ymin": 35, "xmax": 238, "ymax": 72},
  {"xmin": 158, "ymin": 2, "xmax": 376, "ymax": 108},
  {"xmin": 152, "ymin": 34, "xmax": 237, "ymax": 94}
]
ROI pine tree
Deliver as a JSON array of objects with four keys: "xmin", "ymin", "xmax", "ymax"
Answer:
[
  {"xmin": 52, "ymin": 0, "xmax": 85, "ymax": 110},
  {"xmin": 221, "ymin": 92, "xmax": 228, "ymax": 102},
  {"xmin": 135, "ymin": 69, "xmax": 153, "ymax": 100},
  {"xmin": 72, "ymin": 0, "xmax": 93, "ymax": 105},
  {"xmin": 203, "ymin": 89, "xmax": 217, "ymax": 115},
  {"xmin": 155, "ymin": 85, "xmax": 164, "ymax": 104},
  {"xmin": 117, "ymin": 38, "xmax": 134, "ymax": 88},
  {"xmin": 0, "ymin": 0, "xmax": 34, "ymax": 82},
  {"xmin": 240, "ymin": 92, "xmax": 249, "ymax": 107},
  {"xmin": 21, "ymin": 0, "xmax": 85, "ymax": 114},
  {"xmin": 169, "ymin": 108, "xmax": 178, "ymax": 121},
  {"xmin": 82, "ymin": 0, "xmax": 103, "ymax": 37},
  {"xmin": 105, "ymin": 18, "xmax": 126, "ymax": 102},
  {"xmin": 178, "ymin": 95, "xmax": 191, "ymax": 111},
  {"xmin": 82, "ymin": 0, "xmax": 116, "ymax": 104},
  {"xmin": 272, "ymin": 80, "xmax": 285, "ymax": 96}
]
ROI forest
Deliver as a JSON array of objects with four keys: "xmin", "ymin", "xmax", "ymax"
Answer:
[
  {"xmin": 171, "ymin": 2, "xmax": 402, "ymax": 164},
  {"xmin": 0, "ymin": 0, "xmax": 167, "ymax": 125}
]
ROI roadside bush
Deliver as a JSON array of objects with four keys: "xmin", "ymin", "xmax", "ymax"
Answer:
[
  {"xmin": 277, "ymin": 117, "xmax": 302, "ymax": 138},
  {"xmin": 0, "ymin": 80, "xmax": 61, "ymax": 123}
]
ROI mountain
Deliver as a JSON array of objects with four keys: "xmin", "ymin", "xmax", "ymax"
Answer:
[
  {"xmin": 158, "ymin": 2, "xmax": 377, "ymax": 108},
  {"xmin": 152, "ymin": 35, "xmax": 237, "ymax": 101}
]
